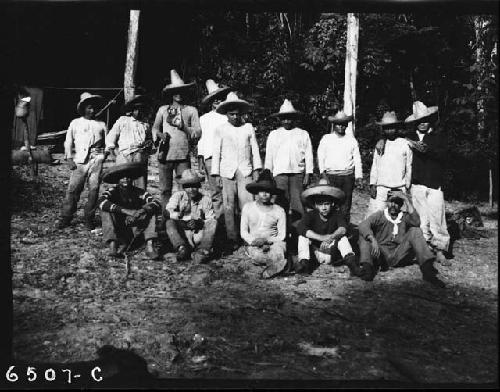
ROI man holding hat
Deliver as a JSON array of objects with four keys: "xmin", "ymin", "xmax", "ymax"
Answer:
[
  {"xmin": 98, "ymin": 162, "xmax": 161, "ymax": 260},
  {"xmin": 211, "ymin": 92, "xmax": 262, "ymax": 250},
  {"xmin": 240, "ymin": 169, "xmax": 288, "ymax": 279},
  {"xmin": 58, "ymin": 92, "xmax": 108, "ymax": 230},
  {"xmin": 366, "ymin": 111, "xmax": 413, "ymax": 217},
  {"xmin": 317, "ymin": 110, "xmax": 363, "ymax": 223},
  {"xmin": 105, "ymin": 95, "xmax": 154, "ymax": 190},
  {"xmin": 405, "ymin": 101, "xmax": 451, "ymax": 265},
  {"xmin": 152, "ymin": 69, "xmax": 201, "ymax": 209},
  {"xmin": 197, "ymin": 79, "xmax": 230, "ymax": 216},
  {"xmin": 165, "ymin": 169, "xmax": 218, "ymax": 263},
  {"xmin": 357, "ymin": 190, "xmax": 446, "ymax": 288},
  {"xmin": 296, "ymin": 177, "xmax": 362, "ymax": 276},
  {"xmin": 265, "ymin": 99, "xmax": 313, "ymax": 222}
]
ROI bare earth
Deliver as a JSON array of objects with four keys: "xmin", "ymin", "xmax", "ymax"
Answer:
[{"xmin": 10, "ymin": 159, "xmax": 498, "ymax": 383}]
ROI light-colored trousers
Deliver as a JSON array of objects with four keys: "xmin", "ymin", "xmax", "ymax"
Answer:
[
  {"xmin": 298, "ymin": 235, "xmax": 353, "ymax": 264},
  {"xmin": 246, "ymin": 241, "xmax": 286, "ymax": 265},
  {"xmin": 411, "ymin": 184, "xmax": 450, "ymax": 252},
  {"xmin": 365, "ymin": 185, "xmax": 406, "ymax": 218}
]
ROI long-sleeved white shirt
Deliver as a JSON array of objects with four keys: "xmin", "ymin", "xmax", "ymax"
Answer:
[
  {"xmin": 240, "ymin": 201, "xmax": 286, "ymax": 245},
  {"xmin": 105, "ymin": 115, "xmax": 151, "ymax": 156},
  {"xmin": 197, "ymin": 110, "xmax": 228, "ymax": 159},
  {"xmin": 64, "ymin": 117, "xmax": 107, "ymax": 163},
  {"xmin": 211, "ymin": 122, "xmax": 262, "ymax": 179},
  {"xmin": 317, "ymin": 133, "xmax": 363, "ymax": 178},
  {"xmin": 369, "ymin": 137, "xmax": 413, "ymax": 189},
  {"xmin": 264, "ymin": 127, "xmax": 314, "ymax": 177}
]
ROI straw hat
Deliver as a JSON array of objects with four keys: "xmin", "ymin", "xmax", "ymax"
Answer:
[
  {"xmin": 162, "ymin": 69, "xmax": 195, "ymax": 93},
  {"xmin": 376, "ymin": 111, "xmax": 404, "ymax": 129},
  {"xmin": 102, "ymin": 162, "xmax": 146, "ymax": 184},
  {"xmin": 301, "ymin": 178, "xmax": 345, "ymax": 207},
  {"xmin": 328, "ymin": 110, "xmax": 353, "ymax": 124},
  {"xmin": 201, "ymin": 79, "xmax": 231, "ymax": 106},
  {"xmin": 405, "ymin": 101, "xmax": 439, "ymax": 124},
  {"xmin": 216, "ymin": 92, "xmax": 252, "ymax": 115},
  {"xmin": 270, "ymin": 99, "xmax": 303, "ymax": 118},
  {"xmin": 178, "ymin": 169, "xmax": 205, "ymax": 186},
  {"xmin": 246, "ymin": 169, "xmax": 282, "ymax": 195},
  {"xmin": 123, "ymin": 95, "xmax": 153, "ymax": 113},
  {"xmin": 77, "ymin": 92, "xmax": 104, "ymax": 115}
]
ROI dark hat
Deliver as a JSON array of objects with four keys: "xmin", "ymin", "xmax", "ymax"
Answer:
[
  {"xmin": 123, "ymin": 95, "xmax": 153, "ymax": 113},
  {"xmin": 77, "ymin": 92, "xmax": 104, "ymax": 115},
  {"xmin": 301, "ymin": 177, "xmax": 345, "ymax": 207},
  {"xmin": 270, "ymin": 99, "xmax": 303, "ymax": 119},
  {"xmin": 246, "ymin": 169, "xmax": 282, "ymax": 195},
  {"xmin": 201, "ymin": 79, "xmax": 231, "ymax": 107},
  {"xmin": 387, "ymin": 189, "xmax": 406, "ymax": 205},
  {"xmin": 101, "ymin": 162, "xmax": 146, "ymax": 184}
]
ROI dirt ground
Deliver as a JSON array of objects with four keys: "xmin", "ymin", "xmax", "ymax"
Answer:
[{"xmin": 10, "ymin": 158, "xmax": 498, "ymax": 384}]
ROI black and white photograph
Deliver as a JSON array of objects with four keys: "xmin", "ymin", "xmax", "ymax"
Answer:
[{"xmin": 1, "ymin": 0, "xmax": 498, "ymax": 388}]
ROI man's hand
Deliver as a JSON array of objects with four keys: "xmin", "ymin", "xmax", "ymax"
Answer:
[
  {"xmin": 251, "ymin": 238, "xmax": 267, "ymax": 247},
  {"xmin": 67, "ymin": 158, "xmax": 77, "ymax": 171},
  {"xmin": 319, "ymin": 240, "xmax": 332, "ymax": 253},
  {"xmin": 198, "ymin": 156, "xmax": 206, "ymax": 173},
  {"xmin": 157, "ymin": 132, "xmax": 170, "ymax": 142},
  {"xmin": 370, "ymin": 185, "xmax": 377, "ymax": 199},
  {"xmin": 355, "ymin": 178, "xmax": 363, "ymax": 188},
  {"xmin": 375, "ymin": 139, "xmax": 386, "ymax": 156},
  {"xmin": 414, "ymin": 141, "xmax": 428, "ymax": 153},
  {"xmin": 303, "ymin": 173, "xmax": 310, "ymax": 187},
  {"xmin": 370, "ymin": 238, "xmax": 381, "ymax": 259}
]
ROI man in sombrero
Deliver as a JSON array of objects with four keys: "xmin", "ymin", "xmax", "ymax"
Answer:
[
  {"xmin": 164, "ymin": 169, "xmax": 218, "ymax": 263},
  {"xmin": 366, "ymin": 111, "xmax": 413, "ymax": 217},
  {"xmin": 240, "ymin": 169, "xmax": 288, "ymax": 279},
  {"xmin": 58, "ymin": 92, "xmax": 108, "ymax": 230},
  {"xmin": 295, "ymin": 177, "xmax": 362, "ymax": 276},
  {"xmin": 404, "ymin": 101, "xmax": 451, "ymax": 266},
  {"xmin": 317, "ymin": 110, "xmax": 363, "ymax": 223},
  {"xmin": 152, "ymin": 69, "xmax": 201, "ymax": 209},
  {"xmin": 211, "ymin": 92, "xmax": 262, "ymax": 251},
  {"xmin": 98, "ymin": 162, "xmax": 161, "ymax": 259},
  {"xmin": 357, "ymin": 189, "xmax": 446, "ymax": 288},
  {"xmin": 197, "ymin": 79, "xmax": 230, "ymax": 217},
  {"xmin": 105, "ymin": 95, "xmax": 154, "ymax": 190}
]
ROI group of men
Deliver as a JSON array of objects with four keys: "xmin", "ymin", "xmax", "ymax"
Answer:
[{"xmin": 57, "ymin": 68, "xmax": 450, "ymax": 287}]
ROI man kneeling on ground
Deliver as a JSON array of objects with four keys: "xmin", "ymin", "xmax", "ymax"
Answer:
[
  {"xmin": 358, "ymin": 190, "xmax": 446, "ymax": 288},
  {"xmin": 165, "ymin": 169, "xmax": 217, "ymax": 263},
  {"xmin": 295, "ymin": 177, "xmax": 362, "ymax": 277},
  {"xmin": 98, "ymin": 162, "xmax": 161, "ymax": 259},
  {"xmin": 241, "ymin": 169, "xmax": 288, "ymax": 279}
]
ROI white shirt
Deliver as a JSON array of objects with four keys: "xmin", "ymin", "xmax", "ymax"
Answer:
[
  {"xmin": 64, "ymin": 117, "xmax": 107, "ymax": 163},
  {"xmin": 211, "ymin": 122, "xmax": 262, "ymax": 179},
  {"xmin": 197, "ymin": 111, "xmax": 227, "ymax": 159},
  {"xmin": 264, "ymin": 127, "xmax": 314, "ymax": 177},
  {"xmin": 240, "ymin": 201, "xmax": 286, "ymax": 245},
  {"xmin": 369, "ymin": 137, "xmax": 413, "ymax": 189},
  {"xmin": 317, "ymin": 132, "xmax": 363, "ymax": 178},
  {"xmin": 105, "ymin": 115, "xmax": 150, "ymax": 156}
]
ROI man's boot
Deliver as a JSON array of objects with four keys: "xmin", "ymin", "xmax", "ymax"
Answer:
[
  {"xmin": 145, "ymin": 240, "xmax": 160, "ymax": 260},
  {"xmin": 57, "ymin": 217, "xmax": 72, "ymax": 229},
  {"xmin": 294, "ymin": 258, "xmax": 312, "ymax": 275},
  {"xmin": 108, "ymin": 241, "xmax": 124, "ymax": 259},
  {"xmin": 262, "ymin": 257, "xmax": 288, "ymax": 279},
  {"xmin": 420, "ymin": 260, "xmax": 446, "ymax": 288},
  {"xmin": 435, "ymin": 250, "xmax": 452, "ymax": 267},
  {"xmin": 192, "ymin": 249, "xmax": 210, "ymax": 264},
  {"xmin": 344, "ymin": 253, "xmax": 363, "ymax": 277},
  {"xmin": 359, "ymin": 263, "xmax": 376, "ymax": 281},
  {"xmin": 176, "ymin": 245, "xmax": 190, "ymax": 261},
  {"xmin": 85, "ymin": 216, "xmax": 96, "ymax": 231}
]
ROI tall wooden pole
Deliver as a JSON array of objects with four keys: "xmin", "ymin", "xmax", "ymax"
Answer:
[
  {"xmin": 343, "ymin": 13, "xmax": 359, "ymax": 137},
  {"xmin": 124, "ymin": 10, "xmax": 140, "ymax": 102}
]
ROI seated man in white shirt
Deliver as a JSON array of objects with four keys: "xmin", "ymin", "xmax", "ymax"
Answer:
[
  {"xmin": 317, "ymin": 110, "xmax": 363, "ymax": 223},
  {"xmin": 366, "ymin": 111, "xmax": 412, "ymax": 217},
  {"xmin": 240, "ymin": 170, "xmax": 288, "ymax": 279}
]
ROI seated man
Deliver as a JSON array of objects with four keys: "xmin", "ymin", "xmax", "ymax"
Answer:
[
  {"xmin": 98, "ymin": 162, "xmax": 161, "ymax": 259},
  {"xmin": 358, "ymin": 190, "xmax": 445, "ymax": 288},
  {"xmin": 296, "ymin": 177, "xmax": 362, "ymax": 277},
  {"xmin": 240, "ymin": 169, "xmax": 287, "ymax": 279},
  {"xmin": 165, "ymin": 169, "xmax": 217, "ymax": 263}
]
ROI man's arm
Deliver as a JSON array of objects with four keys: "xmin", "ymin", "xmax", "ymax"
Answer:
[
  {"xmin": 240, "ymin": 204, "xmax": 255, "ymax": 245},
  {"xmin": 98, "ymin": 186, "xmax": 134, "ymax": 216},
  {"xmin": 183, "ymin": 107, "xmax": 201, "ymax": 139},
  {"xmin": 405, "ymin": 142, "xmax": 413, "ymax": 190},
  {"xmin": 105, "ymin": 118, "xmax": 121, "ymax": 153},
  {"xmin": 152, "ymin": 106, "xmax": 165, "ymax": 142},
  {"xmin": 304, "ymin": 133, "xmax": 314, "ymax": 175},
  {"xmin": 267, "ymin": 207, "xmax": 287, "ymax": 243},
  {"xmin": 317, "ymin": 136, "xmax": 326, "ymax": 174},
  {"xmin": 64, "ymin": 121, "xmax": 75, "ymax": 160},
  {"xmin": 369, "ymin": 148, "xmax": 379, "ymax": 186},
  {"xmin": 249, "ymin": 126, "xmax": 262, "ymax": 171},
  {"xmin": 210, "ymin": 126, "xmax": 222, "ymax": 176},
  {"xmin": 353, "ymin": 138, "xmax": 363, "ymax": 180},
  {"xmin": 264, "ymin": 132, "xmax": 274, "ymax": 174},
  {"xmin": 165, "ymin": 192, "xmax": 182, "ymax": 220}
]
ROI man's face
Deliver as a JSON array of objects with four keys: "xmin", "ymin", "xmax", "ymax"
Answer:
[
  {"xmin": 184, "ymin": 185, "xmax": 200, "ymax": 198},
  {"xmin": 212, "ymin": 99, "xmax": 221, "ymax": 111},
  {"xmin": 226, "ymin": 109, "xmax": 244, "ymax": 126},
  {"xmin": 131, "ymin": 107, "xmax": 142, "ymax": 120},
  {"xmin": 387, "ymin": 199, "xmax": 403, "ymax": 215},
  {"xmin": 172, "ymin": 94, "xmax": 183, "ymax": 104},
  {"xmin": 120, "ymin": 177, "xmax": 133, "ymax": 188},
  {"xmin": 383, "ymin": 127, "xmax": 397, "ymax": 139},
  {"xmin": 281, "ymin": 118, "xmax": 294, "ymax": 130},
  {"xmin": 417, "ymin": 122, "xmax": 430, "ymax": 133},
  {"xmin": 334, "ymin": 123, "xmax": 347, "ymax": 135},
  {"xmin": 314, "ymin": 197, "xmax": 334, "ymax": 217},
  {"xmin": 257, "ymin": 190, "xmax": 272, "ymax": 204},
  {"xmin": 83, "ymin": 104, "xmax": 95, "ymax": 120}
]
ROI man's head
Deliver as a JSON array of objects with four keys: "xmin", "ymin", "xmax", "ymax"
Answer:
[
  {"xmin": 417, "ymin": 121, "xmax": 431, "ymax": 133},
  {"xmin": 131, "ymin": 105, "xmax": 151, "ymax": 122},
  {"xmin": 281, "ymin": 117, "xmax": 294, "ymax": 130},
  {"xmin": 119, "ymin": 176, "xmax": 133, "ymax": 188},
  {"xmin": 211, "ymin": 98, "xmax": 222, "ymax": 111},
  {"xmin": 183, "ymin": 183, "xmax": 201, "ymax": 198},
  {"xmin": 383, "ymin": 126, "xmax": 398, "ymax": 140},
  {"xmin": 83, "ymin": 104, "xmax": 96, "ymax": 120},
  {"xmin": 313, "ymin": 195, "xmax": 335, "ymax": 218},
  {"xmin": 172, "ymin": 93, "xmax": 183, "ymax": 104},
  {"xmin": 226, "ymin": 108, "xmax": 244, "ymax": 127},
  {"xmin": 333, "ymin": 122, "xmax": 348, "ymax": 136},
  {"xmin": 256, "ymin": 190, "xmax": 272, "ymax": 205},
  {"xmin": 387, "ymin": 192, "xmax": 405, "ymax": 216}
]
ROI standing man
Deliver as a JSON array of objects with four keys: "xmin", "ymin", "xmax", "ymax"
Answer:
[
  {"xmin": 265, "ymin": 99, "xmax": 313, "ymax": 222},
  {"xmin": 105, "ymin": 95, "xmax": 153, "ymax": 190},
  {"xmin": 197, "ymin": 79, "xmax": 230, "ymax": 216},
  {"xmin": 211, "ymin": 92, "xmax": 262, "ymax": 251},
  {"xmin": 317, "ymin": 110, "xmax": 363, "ymax": 223},
  {"xmin": 152, "ymin": 69, "xmax": 201, "ymax": 209},
  {"xmin": 58, "ymin": 92, "xmax": 107, "ymax": 230},
  {"xmin": 366, "ymin": 111, "xmax": 412, "ymax": 217},
  {"xmin": 405, "ymin": 101, "xmax": 451, "ymax": 265}
]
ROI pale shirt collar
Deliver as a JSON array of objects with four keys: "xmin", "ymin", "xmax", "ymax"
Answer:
[{"xmin": 416, "ymin": 128, "xmax": 433, "ymax": 141}]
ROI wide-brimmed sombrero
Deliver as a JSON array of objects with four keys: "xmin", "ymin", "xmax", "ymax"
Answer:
[
  {"xmin": 301, "ymin": 178, "xmax": 345, "ymax": 206},
  {"xmin": 405, "ymin": 101, "xmax": 439, "ymax": 124},
  {"xmin": 328, "ymin": 110, "xmax": 353, "ymax": 124},
  {"xmin": 123, "ymin": 95, "xmax": 153, "ymax": 113},
  {"xmin": 77, "ymin": 92, "xmax": 104, "ymax": 115},
  {"xmin": 246, "ymin": 169, "xmax": 282, "ymax": 195},
  {"xmin": 178, "ymin": 169, "xmax": 205, "ymax": 186},
  {"xmin": 270, "ymin": 99, "xmax": 303, "ymax": 119},
  {"xmin": 162, "ymin": 69, "xmax": 196, "ymax": 93},
  {"xmin": 376, "ymin": 111, "xmax": 404, "ymax": 129},
  {"xmin": 102, "ymin": 162, "xmax": 146, "ymax": 184},
  {"xmin": 201, "ymin": 79, "xmax": 231, "ymax": 107},
  {"xmin": 216, "ymin": 92, "xmax": 252, "ymax": 115}
]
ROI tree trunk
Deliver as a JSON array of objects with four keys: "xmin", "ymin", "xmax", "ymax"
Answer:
[
  {"xmin": 124, "ymin": 10, "xmax": 140, "ymax": 103},
  {"xmin": 343, "ymin": 13, "xmax": 359, "ymax": 137}
]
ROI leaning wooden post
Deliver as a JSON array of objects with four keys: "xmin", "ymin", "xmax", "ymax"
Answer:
[
  {"xmin": 124, "ymin": 9, "xmax": 140, "ymax": 102},
  {"xmin": 343, "ymin": 13, "xmax": 359, "ymax": 138}
]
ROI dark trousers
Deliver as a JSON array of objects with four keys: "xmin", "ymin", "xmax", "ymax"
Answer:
[
  {"xmin": 327, "ymin": 173, "xmax": 355, "ymax": 223},
  {"xmin": 359, "ymin": 227, "xmax": 435, "ymax": 269},
  {"xmin": 165, "ymin": 219, "xmax": 217, "ymax": 251},
  {"xmin": 158, "ymin": 159, "xmax": 190, "ymax": 208},
  {"xmin": 101, "ymin": 210, "xmax": 157, "ymax": 245}
]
